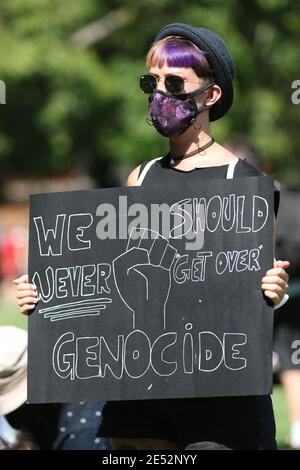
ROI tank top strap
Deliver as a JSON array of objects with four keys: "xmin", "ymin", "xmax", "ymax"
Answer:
[
  {"xmin": 226, "ymin": 157, "xmax": 240, "ymax": 179},
  {"xmin": 136, "ymin": 157, "xmax": 162, "ymax": 186}
]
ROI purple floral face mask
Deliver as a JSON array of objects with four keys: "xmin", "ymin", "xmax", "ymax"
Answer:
[{"xmin": 148, "ymin": 83, "xmax": 214, "ymax": 137}]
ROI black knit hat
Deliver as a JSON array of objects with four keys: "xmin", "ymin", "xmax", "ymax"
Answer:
[{"xmin": 154, "ymin": 23, "xmax": 235, "ymax": 121}]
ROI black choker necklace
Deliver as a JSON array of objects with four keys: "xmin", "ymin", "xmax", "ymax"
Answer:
[{"xmin": 169, "ymin": 138, "xmax": 215, "ymax": 166}]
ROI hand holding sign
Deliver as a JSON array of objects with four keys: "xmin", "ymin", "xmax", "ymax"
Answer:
[
  {"xmin": 14, "ymin": 274, "xmax": 38, "ymax": 314},
  {"xmin": 112, "ymin": 228, "xmax": 177, "ymax": 330}
]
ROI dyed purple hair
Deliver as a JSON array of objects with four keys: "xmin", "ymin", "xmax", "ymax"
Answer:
[{"xmin": 146, "ymin": 36, "xmax": 214, "ymax": 80}]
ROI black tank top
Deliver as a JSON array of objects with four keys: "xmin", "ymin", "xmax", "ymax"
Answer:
[
  {"xmin": 137, "ymin": 155, "xmax": 280, "ymax": 216},
  {"xmin": 99, "ymin": 155, "xmax": 278, "ymax": 448}
]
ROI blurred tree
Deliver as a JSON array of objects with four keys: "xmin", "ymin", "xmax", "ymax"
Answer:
[{"xmin": 0, "ymin": 0, "xmax": 299, "ymax": 194}]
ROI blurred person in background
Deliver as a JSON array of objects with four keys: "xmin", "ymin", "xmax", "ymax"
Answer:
[
  {"xmin": 0, "ymin": 325, "xmax": 36, "ymax": 450},
  {"xmin": 0, "ymin": 227, "xmax": 28, "ymax": 303},
  {"xmin": 225, "ymin": 137, "xmax": 300, "ymax": 450},
  {"xmin": 51, "ymin": 400, "xmax": 110, "ymax": 450},
  {"xmin": 0, "ymin": 228, "xmax": 28, "ymax": 281},
  {"xmin": 0, "ymin": 326, "xmax": 110, "ymax": 450}
]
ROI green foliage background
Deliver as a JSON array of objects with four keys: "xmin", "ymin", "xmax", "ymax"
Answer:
[{"xmin": 0, "ymin": 0, "xmax": 299, "ymax": 190}]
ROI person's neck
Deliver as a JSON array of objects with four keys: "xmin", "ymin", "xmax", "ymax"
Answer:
[{"xmin": 169, "ymin": 124, "xmax": 212, "ymax": 158}]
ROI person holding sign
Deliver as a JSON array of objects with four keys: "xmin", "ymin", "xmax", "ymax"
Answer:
[{"xmin": 15, "ymin": 23, "xmax": 289, "ymax": 450}]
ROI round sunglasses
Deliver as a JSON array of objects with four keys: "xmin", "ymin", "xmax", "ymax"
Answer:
[{"xmin": 139, "ymin": 73, "xmax": 203, "ymax": 95}]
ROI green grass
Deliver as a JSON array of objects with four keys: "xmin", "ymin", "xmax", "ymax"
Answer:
[
  {"xmin": 0, "ymin": 301, "xmax": 293, "ymax": 449},
  {"xmin": 0, "ymin": 300, "xmax": 28, "ymax": 330},
  {"xmin": 273, "ymin": 385, "xmax": 291, "ymax": 449}
]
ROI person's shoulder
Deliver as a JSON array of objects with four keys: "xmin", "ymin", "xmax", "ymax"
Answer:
[
  {"xmin": 126, "ymin": 156, "xmax": 165, "ymax": 186},
  {"xmin": 138, "ymin": 155, "xmax": 168, "ymax": 174},
  {"xmin": 235, "ymin": 158, "xmax": 280, "ymax": 216},
  {"xmin": 235, "ymin": 158, "xmax": 265, "ymax": 177},
  {"xmin": 126, "ymin": 165, "xmax": 141, "ymax": 186}
]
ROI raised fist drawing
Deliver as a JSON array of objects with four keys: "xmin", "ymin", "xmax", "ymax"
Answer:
[{"xmin": 112, "ymin": 228, "xmax": 177, "ymax": 330}]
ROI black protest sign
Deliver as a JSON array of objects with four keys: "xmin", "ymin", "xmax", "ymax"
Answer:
[{"xmin": 28, "ymin": 175, "xmax": 274, "ymax": 403}]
